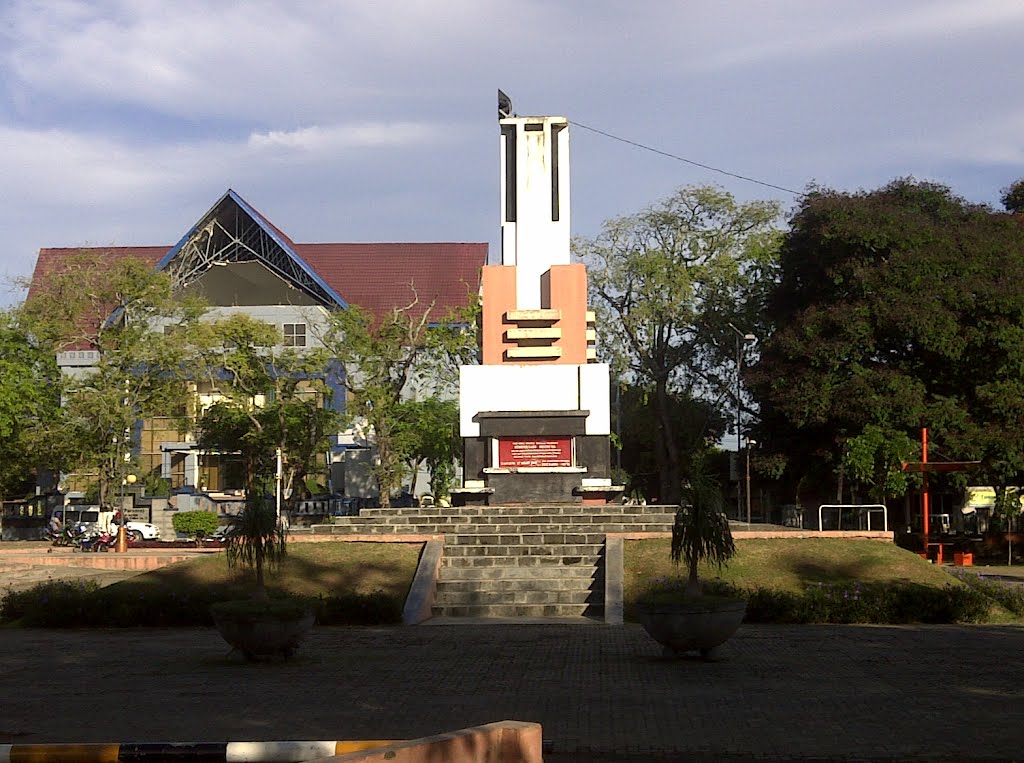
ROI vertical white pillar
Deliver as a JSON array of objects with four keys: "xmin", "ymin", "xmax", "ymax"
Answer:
[
  {"xmin": 275, "ymin": 447, "xmax": 283, "ymax": 524},
  {"xmin": 499, "ymin": 116, "xmax": 571, "ymax": 308}
]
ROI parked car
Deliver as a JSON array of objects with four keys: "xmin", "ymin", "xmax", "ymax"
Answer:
[
  {"xmin": 57, "ymin": 507, "xmax": 161, "ymax": 543},
  {"xmin": 80, "ymin": 518, "xmax": 161, "ymax": 543},
  {"xmin": 123, "ymin": 521, "xmax": 161, "ymax": 543}
]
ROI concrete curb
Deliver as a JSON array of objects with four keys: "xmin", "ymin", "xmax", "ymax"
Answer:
[
  {"xmin": 0, "ymin": 723, "xmax": 542, "ymax": 762},
  {"xmin": 0, "ymin": 739, "xmax": 398, "ymax": 762},
  {"xmin": 324, "ymin": 721, "xmax": 542, "ymax": 762},
  {"xmin": 401, "ymin": 539, "xmax": 444, "ymax": 625},
  {"xmin": 603, "ymin": 535, "xmax": 624, "ymax": 624}
]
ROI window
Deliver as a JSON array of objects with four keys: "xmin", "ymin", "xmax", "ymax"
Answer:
[{"xmin": 283, "ymin": 323, "xmax": 306, "ymax": 347}]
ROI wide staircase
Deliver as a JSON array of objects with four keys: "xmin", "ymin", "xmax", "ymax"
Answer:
[{"xmin": 318, "ymin": 504, "xmax": 676, "ymax": 619}]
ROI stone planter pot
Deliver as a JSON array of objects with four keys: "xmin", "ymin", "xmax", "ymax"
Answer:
[
  {"xmin": 210, "ymin": 601, "xmax": 315, "ymax": 661},
  {"xmin": 637, "ymin": 598, "xmax": 746, "ymax": 659}
]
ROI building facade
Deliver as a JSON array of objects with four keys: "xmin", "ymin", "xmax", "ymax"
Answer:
[{"xmin": 30, "ymin": 189, "xmax": 485, "ymax": 503}]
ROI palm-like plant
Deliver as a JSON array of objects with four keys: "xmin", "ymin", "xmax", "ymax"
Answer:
[
  {"xmin": 670, "ymin": 453, "xmax": 736, "ymax": 597},
  {"xmin": 224, "ymin": 496, "xmax": 286, "ymax": 600}
]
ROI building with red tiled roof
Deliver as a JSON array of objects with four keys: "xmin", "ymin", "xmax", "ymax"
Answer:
[
  {"xmin": 30, "ymin": 191, "xmax": 485, "ymax": 323},
  {"xmin": 28, "ymin": 189, "xmax": 486, "ymax": 501}
]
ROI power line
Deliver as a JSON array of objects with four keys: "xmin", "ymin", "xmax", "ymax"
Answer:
[{"xmin": 571, "ymin": 120, "xmax": 806, "ymax": 198}]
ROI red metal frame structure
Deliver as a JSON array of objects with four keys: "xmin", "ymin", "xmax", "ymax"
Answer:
[{"xmin": 900, "ymin": 427, "xmax": 979, "ymax": 560}]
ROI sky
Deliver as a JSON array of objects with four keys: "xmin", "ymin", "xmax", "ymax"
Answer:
[{"xmin": 2, "ymin": 0, "xmax": 1023, "ymax": 306}]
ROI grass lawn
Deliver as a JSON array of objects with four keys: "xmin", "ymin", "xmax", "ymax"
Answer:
[
  {"xmin": 9, "ymin": 536, "xmax": 1020, "ymax": 626},
  {"xmin": 111, "ymin": 541, "xmax": 423, "ymax": 601},
  {"xmin": 626, "ymin": 537, "xmax": 962, "ymax": 601}
]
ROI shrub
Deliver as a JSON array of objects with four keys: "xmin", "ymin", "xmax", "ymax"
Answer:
[
  {"xmin": 211, "ymin": 598, "xmax": 310, "ymax": 620},
  {"xmin": 314, "ymin": 591, "xmax": 403, "ymax": 625},
  {"xmin": 628, "ymin": 576, "xmax": 994, "ymax": 625},
  {"xmin": 948, "ymin": 569, "xmax": 1024, "ymax": 617},
  {"xmin": 0, "ymin": 581, "xmax": 403, "ymax": 628},
  {"xmin": 1, "ymin": 580, "xmax": 104, "ymax": 627},
  {"xmin": 171, "ymin": 511, "xmax": 221, "ymax": 544}
]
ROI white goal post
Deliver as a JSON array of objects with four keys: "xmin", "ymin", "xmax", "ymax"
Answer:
[{"xmin": 817, "ymin": 504, "xmax": 888, "ymax": 533}]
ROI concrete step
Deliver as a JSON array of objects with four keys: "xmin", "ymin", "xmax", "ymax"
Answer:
[
  {"xmin": 442, "ymin": 554, "xmax": 601, "ymax": 568},
  {"xmin": 321, "ymin": 522, "xmax": 672, "ymax": 537},
  {"xmin": 436, "ymin": 577, "xmax": 599, "ymax": 593},
  {"xmin": 434, "ymin": 588, "xmax": 600, "ymax": 606},
  {"xmin": 428, "ymin": 517, "xmax": 674, "ymax": 530},
  {"xmin": 370, "ymin": 512, "xmax": 675, "ymax": 525},
  {"xmin": 446, "ymin": 532, "xmax": 610, "ymax": 545},
  {"xmin": 361, "ymin": 504, "xmax": 674, "ymax": 518},
  {"xmin": 431, "ymin": 603, "xmax": 598, "ymax": 618},
  {"xmin": 440, "ymin": 543, "xmax": 604, "ymax": 558},
  {"xmin": 361, "ymin": 514, "xmax": 675, "ymax": 526},
  {"xmin": 439, "ymin": 563, "xmax": 600, "ymax": 579},
  {"xmin": 378, "ymin": 520, "xmax": 626, "ymax": 532}
]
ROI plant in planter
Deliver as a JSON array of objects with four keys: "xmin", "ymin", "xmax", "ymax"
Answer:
[
  {"xmin": 171, "ymin": 510, "xmax": 221, "ymax": 548},
  {"xmin": 209, "ymin": 497, "xmax": 314, "ymax": 661},
  {"xmin": 193, "ymin": 315, "xmax": 338, "ymax": 660},
  {"xmin": 637, "ymin": 454, "xmax": 746, "ymax": 660}
]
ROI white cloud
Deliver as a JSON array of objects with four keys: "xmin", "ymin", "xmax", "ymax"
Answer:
[
  {"xmin": 247, "ymin": 122, "xmax": 440, "ymax": 153},
  {"xmin": 686, "ymin": 0, "xmax": 1024, "ymax": 72},
  {"xmin": 2, "ymin": 0, "xmax": 1023, "ymax": 306},
  {"xmin": 0, "ymin": 0, "xmax": 525, "ymax": 122},
  {"xmin": 888, "ymin": 109, "xmax": 1024, "ymax": 167},
  {"xmin": 0, "ymin": 118, "xmax": 453, "ymax": 208}
]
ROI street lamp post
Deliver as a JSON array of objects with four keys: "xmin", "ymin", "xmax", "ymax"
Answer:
[
  {"xmin": 116, "ymin": 473, "xmax": 137, "ymax": 552},
  {"xmin": 745, "ymin": 438, "xmax": 756, "ymax": 526},
  {"xmin": 275, "ymin": 447, "xmax": 283, "ymax": 528},
  {"xmin": 727, "ymin": 324, "xmax": 756, "ymax": 519}
]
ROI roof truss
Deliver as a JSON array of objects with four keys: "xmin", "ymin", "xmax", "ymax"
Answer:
[{"xmin": 156, "ymin": 190, "xmax": 345, "ymax": 308}]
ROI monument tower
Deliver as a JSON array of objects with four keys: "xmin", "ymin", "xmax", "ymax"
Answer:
[{"xmin": 455, "ymin": 92, "xmax": 620, "ymax": 505}]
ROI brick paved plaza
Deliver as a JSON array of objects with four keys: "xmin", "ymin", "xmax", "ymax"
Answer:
[{"xmin": 1, "ymin": 621, "xmax": 1022, "ymax": 761}]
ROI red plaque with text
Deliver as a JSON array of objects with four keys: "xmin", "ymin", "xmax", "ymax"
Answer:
[{"xmin": 498, "ymin": 437, "xmax": 572, "ymax": 468}]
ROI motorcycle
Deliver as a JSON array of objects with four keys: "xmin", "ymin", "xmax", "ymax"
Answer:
[
  {"xmin": 67, "ymin": 523, "xmax": 94, "ymax": 551},
  {"xmin": 80, "ymin": 528, "xmax": 117, "ymax": 552},
  {"xmin": 48, "ymin": 525, "xmax": 79, "ymax": 547}
]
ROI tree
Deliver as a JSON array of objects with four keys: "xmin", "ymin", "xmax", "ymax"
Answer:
[
  {"xmin": 20, "ymin": 253, "xmax": 205, "ymax": 505},
  {"xmin": 223, "ymin": 496, "xmax": 287, "ymax": 599},
  {"xmin": 320, "ymin": 291, "xmax": 476, "ymax": 508},
  {"xmin": 841, "ymin": 425, "xmax": 918, "ymax": 503},
  {"xmin": 576, "ymin": 185, "xmax": 782, "ymax": 503},
  {"xmin": 670, "ymin": 450, "xmax": 736, "ymax": 597},
  {"xmin": 394, "ymin": 397, "xmax": 460, "ymax": 498},
  {"xmin": 193, "ymin": 314, "xmax": 338, "ymax": 509},
  {"xmin": 614, "ymin": 381, "xmax": 727, "ymax": 502},
  {"xmin": 1002, "ymin": 179, "xmax": 1024, "ymax": 214},
  {"xmin": 749, "ymin": 179, "xmax": 1024, "ymax": 503},
  {"xmin": 171, "ymin": 510, "xmax": 221, "ymax": 546},
  {"xmin": 0, "ymin": 308, "xmax": 61, "ymax": 498}
]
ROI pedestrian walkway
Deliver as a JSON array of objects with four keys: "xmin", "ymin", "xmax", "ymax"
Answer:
[
  {"xmin": 0, "ymin": 544, "xmax": 217, "ymax": 592},
  {"xmin": 1, "ymin": 622, "xmax": 1022, "ymax": 760}
]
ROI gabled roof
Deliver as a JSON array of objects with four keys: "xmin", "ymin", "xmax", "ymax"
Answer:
[
  {"xmin": 28, "ymin": 191, "xmax": 486, "ymax": 321},
  {"xmin": 28, "ymin": 247, "xmax": 167, "ymax": 301},
  {"xmin": 156, "ymin": 189, "xmax": 347, "ymax": 308},
  {"xmin": 297, "ymin": 243, "xmax": 483, "ymax": 320}
]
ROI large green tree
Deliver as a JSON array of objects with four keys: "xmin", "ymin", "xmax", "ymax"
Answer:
[
  {"xmin": 576, "ymin": 185, "xmax": 782, "ymax": 503},
  {"xmin": 20, "ymin": 253, "xmax": 205, "ymax": 505},
  {"xmin": 0, "ymin": 308, "xmax": 61, "ymax": 498},
  {"xmin": 394, "ymin": 397, "xmax": 461, "ymax": 498},
  {"xmin": 320, "ymin": 292, "xmax": 476, "ymax": 507},
  {"xmin": 748, "ymin": 179, "xmax": 1024, "ymax": 504},
  {"xmin": 193, "ymin": 314, "xmax": 338, "ymax": 509},
  {"xmin": 613, "ymin": 381, "xmax": 728, "ymax": 502},
  {"xmin": 1002, "ymin": 178, "xmax": 1024, "ymax": 214}
]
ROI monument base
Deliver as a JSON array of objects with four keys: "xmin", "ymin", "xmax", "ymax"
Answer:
[{"xmin": 459, "ymin": 409, "xmax": 616, "ymax": 506}]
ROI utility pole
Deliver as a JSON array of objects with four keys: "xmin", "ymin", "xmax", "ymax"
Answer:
[
  {"xmin": 727, "ymin": 324, "xmax": 756, "ymax": 519},
  {"xmin": 746, "ymin": 438, "xmax": 756, "ymax": 526}
]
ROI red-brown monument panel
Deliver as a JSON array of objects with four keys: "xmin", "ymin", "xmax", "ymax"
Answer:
[{"xmin": 498, "ymin": 437, "xmax": 572, "ymax": 468}]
